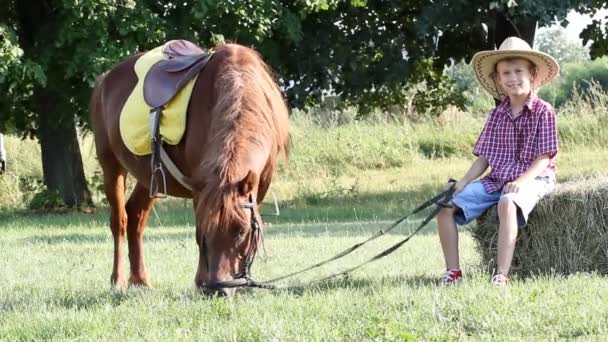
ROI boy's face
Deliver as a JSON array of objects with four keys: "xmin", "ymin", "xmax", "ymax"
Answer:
[{"xmin": 494, "ymin": 58, "xmax": 535, "ymax": 98}]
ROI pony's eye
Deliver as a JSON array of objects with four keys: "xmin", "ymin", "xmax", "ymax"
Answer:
[{"xmin": 234, "ymin": 227, "xmax": 248, "ymax": 244}]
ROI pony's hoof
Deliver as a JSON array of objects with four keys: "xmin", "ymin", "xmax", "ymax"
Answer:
[
  {"xmin": 111, "ymin": 273, "xmax": 128, "ymax": 289},
  {"xmin": 129, "ymin": 275, "xmax": 152, "ymax": 288}
]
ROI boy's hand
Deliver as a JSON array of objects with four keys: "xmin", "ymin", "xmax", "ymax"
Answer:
[
  {"xmin": 447, "ymin": 178, "xmax": 466, "ymax": 196},
  {"xmin": 502, "ymin": 181, "xmax": 521, "ymax": 194},
  {"xmin": 436, "ymin": 178, "xmax": 459, "ymax": 208}
]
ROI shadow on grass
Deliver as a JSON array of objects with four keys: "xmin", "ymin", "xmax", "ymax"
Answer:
[
  {"xmin": 147, "ymin": 184, "xmax": 445, "ymax": 232},
  {"xmin": 21, "ymin": 232, "xmax": 110, "ymax": 245},
  {"xmin": 3, "ymin": 185, "xmax": 444, "ymax": 225},
  {"xmin": 20, "ymin": 230, "xmax": 197, "ymax": 246},
  {"xmin": 8, "ymin": 185, "xmax": 446, "ymax": 246},
  {"xmin": 0, "ymin": 274, "xmax": 434, "ymax": 313},
  {"xmin": 0, "ymin": 208, "xmax": 107, "ymax": 229},
  {"xmin": 0, "ymin": 288, "xmax": 149, "ymax": 314},
  {"xmin": 21, "ymin": 215, "xmax": 440, "ymax": 246},
  {"xmin": 239, "ymin": 274, "xmax": 439, "ymax": 297}
]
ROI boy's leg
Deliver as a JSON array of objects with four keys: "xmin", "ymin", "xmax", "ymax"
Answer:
[
  {"xmin": 496, "ymin": 198, "xmax": 519, "ymax": 276},
  {"xmin": 436, "ymin": 181, "xmax": 501, "ymax": 271},
  {"xmin": 437, "ymin": 207, "xmax": 459, "ymax": 270},
  {"xmin": 497, "ymin": 176, "xmax": 556, "ymax": 277}
]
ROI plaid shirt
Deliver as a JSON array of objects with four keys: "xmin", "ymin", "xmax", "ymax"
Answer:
[{"xmin": 473, "ymin": 94, "xmax": 558, "ymax": 193}]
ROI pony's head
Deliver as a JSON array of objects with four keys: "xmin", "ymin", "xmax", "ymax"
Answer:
[
  {"xmin": 190, "ymin": 43, "xmax": 289, "ymax": 296},
  {"xmin": 194, "ymin": 170, "xmax": 264, "ymax": 296}
]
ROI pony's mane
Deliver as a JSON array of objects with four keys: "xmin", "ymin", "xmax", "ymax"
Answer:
[{"xmin": 197, "ymin": 43, "xmax": 289, "ymax": 234}]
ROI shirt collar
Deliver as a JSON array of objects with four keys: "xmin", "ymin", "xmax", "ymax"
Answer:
[
  {"xmin": 524, "ymin": 92, "xmax": 539, "ymax": 112},
  {"xmin": 498, "ymin": 92, "xmax": 538, "ymax": 118}
]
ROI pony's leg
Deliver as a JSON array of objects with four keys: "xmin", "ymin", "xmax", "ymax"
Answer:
[
  {"xmin": 101, "ymin": 160, "xmax": 128, "ymax": 288},
  {"xmin": 193, "ymin": 196, "xmax": 207, "ymax": 288},
  {"xmin": 125, "ymin": 182, "xmax": 157, "ymax": 287},
  {"xmin": 194, "ymin": 227, "xmax": 207, "ymax": 288}
]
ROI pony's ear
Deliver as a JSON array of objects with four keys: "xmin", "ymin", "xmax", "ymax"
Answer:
[{"xmin": 238, "ymin": 170, "xmax": 258, "ymax": 196}]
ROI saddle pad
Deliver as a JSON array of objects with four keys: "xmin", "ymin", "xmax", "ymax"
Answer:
[{"xmin": 119, "ymin": 44, "xmax": 199, "ymax": 156}]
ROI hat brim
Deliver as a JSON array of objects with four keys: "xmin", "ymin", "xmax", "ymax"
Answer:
[{"xmin": 470, "ymin": 50, "xmax": 560, "ymax": 99}]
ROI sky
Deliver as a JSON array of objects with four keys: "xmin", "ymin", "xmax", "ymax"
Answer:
[{"xmin": 546, "ymin": 9, "xmax": 608, "ymax": 43}]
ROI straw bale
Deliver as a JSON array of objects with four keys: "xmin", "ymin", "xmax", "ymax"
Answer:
[{"xmin": 472, "ymin": 177, "xmax": 608, "ymax": 277}]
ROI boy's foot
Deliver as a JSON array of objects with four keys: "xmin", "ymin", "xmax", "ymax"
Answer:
[
  {"xmin": 440, "ymin": 269, "xmax": 462, "ymax": 287},
  {"xmin": 491, "ymin": 273, "xmax": 509, "ymax": 287}
]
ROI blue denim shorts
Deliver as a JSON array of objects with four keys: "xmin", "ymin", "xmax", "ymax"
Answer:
[{"xmin": 452, "ymin": 177, "xmax": 555, "ymax": 228}]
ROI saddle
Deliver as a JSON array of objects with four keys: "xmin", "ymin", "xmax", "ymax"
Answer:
[
  {"xmin": 144, "ymin": 40, "xmax": 213, "ymax": 108},
  {"xmin": 142, "ymin": 40, "xmax": 213, "ymax": 198}
]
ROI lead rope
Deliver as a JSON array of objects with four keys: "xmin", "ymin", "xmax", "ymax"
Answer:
[{"xmin": 212, "ymin": 183, "xmax": 456, "ymax": 290}]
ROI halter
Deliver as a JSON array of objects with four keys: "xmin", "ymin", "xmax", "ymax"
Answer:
[{"xmin": 202, "ymin": 193, "xmax": 272, "ymax": 291}]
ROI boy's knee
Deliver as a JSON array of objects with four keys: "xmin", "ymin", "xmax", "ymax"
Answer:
[
  {"xmin": 437, "ymin": 206, "xmax": 456, "ymax": 219},
  {"xmin": 497, "ymin": 197, "xmax": 516, "ymax": 216}
]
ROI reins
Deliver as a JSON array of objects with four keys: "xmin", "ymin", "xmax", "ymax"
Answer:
[{"xmin": 209, "ymin": 183, "xmax": 456, "ymax": 291}]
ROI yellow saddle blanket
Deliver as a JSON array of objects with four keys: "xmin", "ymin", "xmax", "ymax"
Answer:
[{"xmin": 119, "ymin": 45, "xmax": 199, "ymax": 156}]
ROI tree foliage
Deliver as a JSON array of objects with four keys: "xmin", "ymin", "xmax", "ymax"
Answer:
[
  {"xmin": 535, "ymin": 27, "xmax": 590, "ymax": 65},
  {"xmin": 2, "ymin": 0, "xmax": 608, "ymax": 128},
  {"xmin": 0, "ymin": 0, "xmax": 167, "ymax": 134},
  {"xmin": 539, "ymin": 57, "xmax": 608, "ymax": 107},
  {"xmin": 1, "ymin": 0, "xmax": 608, "ymax": 207}
]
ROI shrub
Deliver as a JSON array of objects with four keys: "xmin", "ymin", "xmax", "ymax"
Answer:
[{"xmin": 540, "ymin": 57, "xmax": 608, "ymax": 107}]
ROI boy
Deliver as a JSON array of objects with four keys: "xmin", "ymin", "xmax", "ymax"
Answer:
[{"xmin": 438, "ymin": 36, "xmax": 559, "ymax": 287}]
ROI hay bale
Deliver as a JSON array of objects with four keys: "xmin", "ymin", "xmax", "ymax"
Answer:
[{"xmin": 472, "ymin": 176, "xmax": 608, "ymax": 277}]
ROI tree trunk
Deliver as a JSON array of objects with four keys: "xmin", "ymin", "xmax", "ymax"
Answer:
[
  {"xmin": 494, "ymin": 12, "xmax": 537, "ymax": 48},
  {"xmin": 36, "ymin": 90, "xmax": 93, "ymax": 208},
  {"xmin": 16, "ymin": 0, "xmax": 94, "ymax": 208}
]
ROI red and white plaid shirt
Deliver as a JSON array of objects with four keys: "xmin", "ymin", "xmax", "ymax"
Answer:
[{"xmin": 473, "ymin": 93, "xmax": 558, "ymax": 193}]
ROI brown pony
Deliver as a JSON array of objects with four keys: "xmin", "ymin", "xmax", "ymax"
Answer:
[{"xmin": 90, "ymin": 43, "xmax": 290, "ymax": 296}]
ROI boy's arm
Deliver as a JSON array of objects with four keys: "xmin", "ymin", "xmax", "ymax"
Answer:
[
  {"xmin": 453, "ymin": 107, "xmax": 495, "ymax": 194},
  {"xmin": 453, "ymin": 155, "xmax": 489, "ymax": 194},
  {"xmin": 502, "ymin": 153, "xmax": 551, "ymax": 194}
]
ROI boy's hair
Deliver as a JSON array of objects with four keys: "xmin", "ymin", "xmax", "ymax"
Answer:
[{"xmin": 492, "ymin": 57, "xmax": 538, "ymax": 78}]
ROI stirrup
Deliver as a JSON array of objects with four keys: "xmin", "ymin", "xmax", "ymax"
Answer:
[{"xmin": 149, "ymin": 165, "xmax": 168, "ymax": 198}]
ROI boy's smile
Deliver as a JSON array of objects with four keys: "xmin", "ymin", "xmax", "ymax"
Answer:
[{"xmin": 495, "ymin": 58, "xmax": 535, "ymax": 98}]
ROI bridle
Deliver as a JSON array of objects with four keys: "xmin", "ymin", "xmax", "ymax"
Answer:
[{"xmin": 202, "ymin": 193, "xmax": 274, "ymax": 291}]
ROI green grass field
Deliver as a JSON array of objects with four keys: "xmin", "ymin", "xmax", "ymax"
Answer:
[
  {"xmin": 1, "ymin": 100, "xmax": 608, "ymax": 340},
  {"xmin": 1, "ymin": 201, "xmax": 608, "ymax": 340}
]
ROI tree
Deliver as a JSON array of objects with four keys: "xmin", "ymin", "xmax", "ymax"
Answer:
[
  {"xmin": 2, "ymin": 0, "xmax": 607, "ymax": 208},
  {"xmin": 0, "ymin": 0, "xmax": 164, "ymax": 208},
  {"xmin": 535, "ymin": 27, "xmax": 590, "ymax": 65}
]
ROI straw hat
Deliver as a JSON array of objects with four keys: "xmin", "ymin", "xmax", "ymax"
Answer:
[{"xmin": 470, "ymin": 36, "xmax": 559, "ymax": 99}]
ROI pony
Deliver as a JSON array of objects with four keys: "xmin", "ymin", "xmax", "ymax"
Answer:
[{"xmin": 89, "ymin": 43, "xmax": 290, "ymax": 296}]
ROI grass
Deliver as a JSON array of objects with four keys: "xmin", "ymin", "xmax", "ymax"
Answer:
[
  {"xmin": 1, "ymin": 207, "xmax": 608, "ymax": 340},
  {"xmin": 2, "ymin": 92, "xmax": 608, "ymax": 339},
  {"xmin": 1, "ymin": 142, "xmax": 608, "ymax": 339}
]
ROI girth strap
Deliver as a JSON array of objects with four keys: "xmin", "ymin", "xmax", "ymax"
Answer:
[
  {"xmin": 159, "ymin": 145, "xmax": 193, "ymax": 191},
  {"xmin": 148, "ymin": 107, "xmax": 194, "ymax": 197}
]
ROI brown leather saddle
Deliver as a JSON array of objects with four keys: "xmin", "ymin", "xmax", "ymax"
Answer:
[
  {"xmin": 143, "ymin": 40, "xmax": 213, "ymax": 198},
  {"xmin": 143, "ymin": 40, "xmax": 213, "ymax": 109}
]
